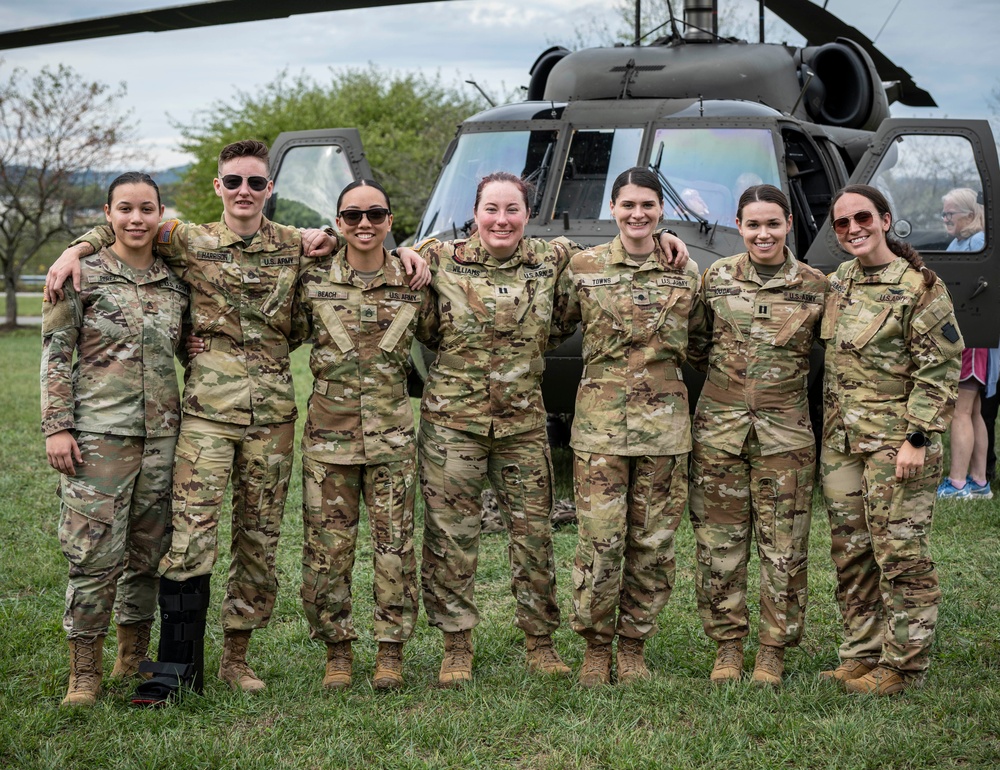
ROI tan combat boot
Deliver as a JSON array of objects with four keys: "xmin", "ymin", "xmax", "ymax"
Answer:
[
  {"xmin": 844, "ymin": 666, "xmax": 908, "ymax": 696},
  {"xmin": 710, "ymin": 639, "xmax": 744, "ymax": 683},
  {"xmin": 438, "ymin": 630, "xmax": 473, "ymax": 687},
  {"xmin": 62, "ymin": 636, "xmax": 104, "ymax": 707},
  {"xmin": 616, "ymin": 637, "xmax": 651, "ymax": 683},
  {"xmin": 323, "ymin": 640, "xmax": 353, "ymax": 690},
  {"xmin": 751, "ymin": 644, "xmax": 785, "ymax": 687},
  {"xmin": 579, "ymin": 641, "xmax": 613, "ymax": 687},
  {"xmin": 819, "ymin": 657, "xmax": 879, "ymax": 683},
  {"xmin": 110, "ymin": 621, "xmax": 153, "ymax": 679},
  {"xmin": 218, "ymin": 630, "xmax": 266, "ymax": 692},
  {"xmin": 525, "ymin": 634, "xmax": 571, "ymax": 676},
  {"xmin": 373, "ymin": 642, "xmax": 403, "ymax": 690}
]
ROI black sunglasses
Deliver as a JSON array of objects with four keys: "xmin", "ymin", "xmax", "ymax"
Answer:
[
  {"xmin": 221, "ymin": 174, "xmax": 270, "ymax": 192},
  {"xmin": 832, "ymin": 210, "xmax": 875, "ymax": 235},
  {"xmin": 339, "ymin": 207, "xmax": 390, "ymax": 225}
]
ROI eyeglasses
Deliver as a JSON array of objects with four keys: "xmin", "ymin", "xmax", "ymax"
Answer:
[
  {"xmin": 832, "ymin": 210, "xmax": 875, "ymax": 235},
  {"xmin": 220, "ymin": 175, "xmax": 270, "ymax": 192},
  {"xmin": 941, "ymin": 210, "xmax": 968, "ymax": 221},
  {"xmin": 338, "ymin": 207, "xmax": 390, "ymax": 225}
]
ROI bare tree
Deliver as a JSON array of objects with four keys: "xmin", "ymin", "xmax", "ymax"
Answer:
[
  {"xmin": 0, "ymin": 61, "xmax": 139, "ymax": 327},
  {"xmin": 561, "ymin": 0, "xmax": 793, "ymax": 49}
]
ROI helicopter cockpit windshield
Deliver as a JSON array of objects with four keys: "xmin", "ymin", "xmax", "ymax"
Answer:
[
  {"xmin": 647, "ymin": 127, "xmax": 782, "ymax": 225},
  {"xmin": 416, "ymin": 129, "xmax": 558, "ymax": 242}
]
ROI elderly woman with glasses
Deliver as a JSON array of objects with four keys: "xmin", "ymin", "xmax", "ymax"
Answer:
[
  {"xmin": 819, "ymin": 184, "xmax": 962, "ymax": 696},
  {"xmin": 937, "ymin": 187, "xmax": 994, "ymax": 499}
]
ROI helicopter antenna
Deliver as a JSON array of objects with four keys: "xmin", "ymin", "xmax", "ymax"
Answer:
[
  {"xmin": 464, "ymin": 80, "xmax": 495, "ymax": 108},
  {"xmin": 790, "ymin": 71, "xmax": 815, "ymax": 116},
  {"xmin": 634, "ymin": 0, "xmax": 641, "ymax": 45},
  {"xmin": 666, "ymin": 0, "xmax": 682, "ymax": 41},
  {"xmin": 873, "ymin": 0, "xmax": 903, "ymax": 44},
  {"xmin": 758, "ymin": 0, "xmax": 765, "ymax": 43}
]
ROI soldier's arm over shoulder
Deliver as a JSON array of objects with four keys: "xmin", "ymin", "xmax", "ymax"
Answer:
[
  {"xmin": 152, "ymin": 220, "xmax": 192, "ymax": 269},
  {"xmin": 686, "ymin": 265, "xmax": 713, "ymax": 371},
  {"xmin": 68, "ymin": 224, "xmax": 114, "ymax": 254}
]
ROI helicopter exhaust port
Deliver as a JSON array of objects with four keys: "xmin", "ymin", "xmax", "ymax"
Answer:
[{"xmin": 798, "ymin": 40, "xmax": 889, "ymax": 131}]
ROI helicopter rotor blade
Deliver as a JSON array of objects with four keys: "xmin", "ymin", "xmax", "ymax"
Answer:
[
  {"xmin": 0, "ymin": 0, "xmax": 461, "ymax": 51},
  {"xmin": 763, "ymin": 0, "xmax": 936, "ymax": 107}
]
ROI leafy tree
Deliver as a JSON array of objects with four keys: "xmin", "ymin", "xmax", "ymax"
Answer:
[
  {"xmin": 174, "ymin": 66, "xmax": 484, "ymax": 239},
  {"xmin": 0, "ymin": 61, "xmax": 138, "ymax": 326}
]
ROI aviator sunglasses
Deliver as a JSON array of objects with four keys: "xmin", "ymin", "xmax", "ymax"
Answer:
[
  {"xmin": 339, "ymin": 207, "xmax": 391, "ymax": 225},
  {"xmin": 832, "ymin": 209, "xmax": 876, "ymax": 235},
  {"xmin": 220, "ymin": 174, "xmax": 270, "ymax": 192}
]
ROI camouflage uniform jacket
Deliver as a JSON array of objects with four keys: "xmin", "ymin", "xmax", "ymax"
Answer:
[
  {"xmin": 556, "ymin": 236, "xmax": 703, "ymax": 456},
  {"xmin": 299, "ymin": 246, "xmax": 430, "ymax": 464},
  {"xmin": 821, "ymin": 256, "xmax": 962, "ymax": 452},
  {"xmin": 74, "ymin": 217, "xmax": 310, "ymax": 426},
  {"xmin": 416, "ymin": 234, "xmax": 580, "ymax": 438},
  {"xmin": 689, "ymin": 248, "xmax": 827, "ymax": 456},
  {"xmin": 41, "ymin": 246, "xmax": 189, "ymax": 437}
]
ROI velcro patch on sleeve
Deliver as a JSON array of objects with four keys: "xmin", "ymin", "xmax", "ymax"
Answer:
[{"xmin": 156, "ymin": 220, "xmax": 178, "ymax": 245}]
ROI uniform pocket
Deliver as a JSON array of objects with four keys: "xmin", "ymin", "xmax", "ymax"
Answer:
[
  {"xmin": 58, "ymin": 476, "xmax": 117, "ymax": 569},
  {"xmin": 260, "ymin": 266, "xmax": 297, "ymax": 318}
]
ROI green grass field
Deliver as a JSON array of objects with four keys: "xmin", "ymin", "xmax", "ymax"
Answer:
[{"xmin": 2, "ymin": 326, "xmax": 998, "ymax": 769}]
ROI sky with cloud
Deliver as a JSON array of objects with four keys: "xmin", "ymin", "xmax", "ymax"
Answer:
[{"xmin": 1, "ymin": 0, "xmax": 996, "ymax": 169}]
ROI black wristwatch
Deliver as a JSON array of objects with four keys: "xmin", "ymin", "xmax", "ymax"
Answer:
[{"xmin": 905, "ymin": 431, "xmax": 928, "ymax": 448}]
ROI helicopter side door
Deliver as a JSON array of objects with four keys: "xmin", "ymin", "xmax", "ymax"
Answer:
[
  {"xmin": 265, "ymin": 128, "xmax": 394, "ymax": 247},
  {"xmin": 804, "ymin": 119, "xmax": 1000, "ymax": 346}
]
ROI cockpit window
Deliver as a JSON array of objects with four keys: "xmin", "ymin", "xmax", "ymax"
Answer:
[
  {"xmin": 866, "ymin": 134, "xmax": 987, "ymax": 254},
  {"xmin": 648, "ymin": 128, "xmax": 781, "ymax": 224},
  {"xmin": 416, "ymin": 129, "xmax": 558, "ymax": 241},
  {"xmin": 271, "ymin": 143, "xmax": 357, "ymax": 227},
  {"xmin": 552, "ymin": 128, "xmax": 643, "ymax": 220}
]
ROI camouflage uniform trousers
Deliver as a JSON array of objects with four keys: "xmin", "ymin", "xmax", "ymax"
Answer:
[
  {"xmin": 300, "ymin": 455, "xmax": 418, "ymax": 644},
  {"xmin": 419, "ymin": 420, "xmax": 561, "ymax": 635},
  {"xmin": 570, "ymin": 451, "xmax": 687, "ymax": 645},
  {"xmin": 822, "ymin": 440, "xmax": 943, "ymax": 676},
  {"xmin": 58, "ymin": 432, "xmax": 173, "ymax": 639},
  {"xmin": 689, "ymin": 431, "xmax": 815, "ymax": 647},
  {"xmin": 158, "ymin": 415, "xmax": 294, "ymax": 632}
]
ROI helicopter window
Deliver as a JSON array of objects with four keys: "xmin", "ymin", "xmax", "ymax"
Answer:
[
  {"xmin": 415, "ymin": 129, "xmax": 558, "ymax": 242},
  {"xmin": 648, "ymin": 128, "xmax": 781, "ymax": 224},
  {"xmin": 270, "ymin": 143, "xmax": 357, "ymax": 227},
  {"xmin": 552, "ymin": 128, "xmax": 643, "ymax": 220},
  {"xmin": 866, "ymin": 134, "xmax": 987, "ymax": 254}
]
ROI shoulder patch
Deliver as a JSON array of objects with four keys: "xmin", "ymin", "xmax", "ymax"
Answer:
[{"xmin": 157, "ymin": 220, "xmax": 178, "ymax": 245}]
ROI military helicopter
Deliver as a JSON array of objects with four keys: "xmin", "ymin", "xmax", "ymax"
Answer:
[{"xmin": 3, "ymin": 0, "xmax": 998, "ymax": 418}]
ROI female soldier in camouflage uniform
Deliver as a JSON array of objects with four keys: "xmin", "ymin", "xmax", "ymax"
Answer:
[
  {"xmin": 416, "ymin": 171, "xmax": 687, "ymax": 686},
  {"xmin": 557, "ymin": 168, "xmax": 703, "ymax": 686},
  {"xmin": 41, "ymin": 173, "xmax": 188, "ymax": 706},
  {"xmin": 297, "ymin": 179, "xmax": 430, "ymax": 690},
  {"xmin": 821, "ymin": 184, "xmax": 962, "ymax": 695},
  {"xmin": 688, "ymin": 185, "xmax": 826, "ymax": 687}
]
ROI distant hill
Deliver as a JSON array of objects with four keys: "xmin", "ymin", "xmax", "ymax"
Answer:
[{"xmin": 72, "ymin": 165, "xmax": 190, "ymax": 187}]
